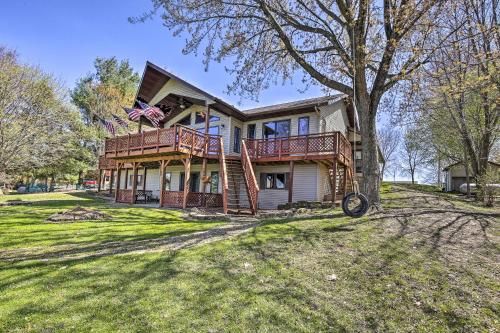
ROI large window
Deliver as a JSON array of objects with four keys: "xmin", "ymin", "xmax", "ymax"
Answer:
[
  {"xmin": 247, "ymin": 124, "xmax": 256, "ymax": 139},
  {"xmin": 233, "ymin": 126, "xmax": 241, "ymax": 153},
  {"xmin": 260, "ymin": 173, "xmax": 289, "ymax": 190},
  {"xmin": 195, "ymin": 112, "xmax": 221, "ymax": 124},
  {"xmin": 263, "ymin": 120, "xmax": 291, "ymax": 139},
  {"xmin": 298, "ymin": 117, "xmax": 309, "ymax": 136},
  {"xmin": 162, "ymin": 172, "xmax": 171, "ymax": 191},
  {"xmin": 128, "ymin": 174, "xmax": 143, "ymax": 187},
  {"xmin": 210, "ymin": 171, "xmax": 219, "ymax": 193},
  {"xmin": 179, "ymin": 172, "xmax": 200, "ymax": 192},
  {"xmin": 197, "ymin": 126, "xmax": 220, "ymax": 136},
  {"xmin": 177, "ymin": 114, "xmax": 191, "ymax": 126}
]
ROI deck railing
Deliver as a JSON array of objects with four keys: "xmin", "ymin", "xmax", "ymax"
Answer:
[
  {"xmin": 246, "ymin": 131, "xmax": 352, "ymax": 165},
  {"xmin": 104, "ymin": 125, "xmax": 221, "ymax": 157},
  {"xmin": 218, "ymin": 137, "xmax": 229, "ymax": 214},
  {"xmin": 241, "ymin": 140, "xmax": 259, "ymax": 214}
]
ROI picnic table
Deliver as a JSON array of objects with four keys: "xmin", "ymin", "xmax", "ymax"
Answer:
[{"xmin": 135, "ymin": 190, "xmax": 154, "ymax": 203}]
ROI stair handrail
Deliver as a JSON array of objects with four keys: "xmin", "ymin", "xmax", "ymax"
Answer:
[
  {"xmin": 241, "ymin": 139, "xmax": 260, "ymax": 214},
  {"xmin": 218, "ymin": 137, "xmax": 229, "ymax": 214}
]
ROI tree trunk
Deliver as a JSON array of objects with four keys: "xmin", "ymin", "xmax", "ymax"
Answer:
[
  {"xmin": 358, "ymin": 100, "xmax": 381, "ymax": 206},
  {"xmin": 464, "ymin": 150, "xmax": 471, "ymax": 198}
]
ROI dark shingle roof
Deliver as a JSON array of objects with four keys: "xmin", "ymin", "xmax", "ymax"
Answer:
[{"xmin": 242, "ymin": 94, "xmax": 346, "ymax": 115}]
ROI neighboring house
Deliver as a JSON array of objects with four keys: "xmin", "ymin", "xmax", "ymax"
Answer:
[
  {"xmin": 98, "ymin": 62, "xmax": 360, "ymax": 213},
  {"xmin": 443, "ymin": 161, "xmax": 500, "ymax": 192}
]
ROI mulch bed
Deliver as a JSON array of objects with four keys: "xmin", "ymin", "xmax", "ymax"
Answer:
[{"xmin": 46, "ymin": 206, "xmax": 110, "ymax": 223}]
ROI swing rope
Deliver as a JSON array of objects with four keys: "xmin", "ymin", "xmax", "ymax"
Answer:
[{"xmin": 351, "ymin": 23, "xmax": 360, "ymax": 196}]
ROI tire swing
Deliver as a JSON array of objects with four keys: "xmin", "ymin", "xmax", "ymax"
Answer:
[
  {"xmin": 341, "ymin": 181, "xmax": 369, "ymax": 218},
  {"xmin": 341, "ymin": 30, "xmax": 369, "ymax": 218}
]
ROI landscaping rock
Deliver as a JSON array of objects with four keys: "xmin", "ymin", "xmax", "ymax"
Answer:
[
  {"xmin": 46, "ymin": 206, "xmax": 110, "ymax": 222},
  {"xmin": 0, "ymin": 200, "xmax": 33, "ymax": 206}
]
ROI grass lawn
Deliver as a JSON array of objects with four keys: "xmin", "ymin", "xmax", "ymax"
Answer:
[{"xmin": 0, "ymin": 186, "xmax": 498, "ymax": 332}]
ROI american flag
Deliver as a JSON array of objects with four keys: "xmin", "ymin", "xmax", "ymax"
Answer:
[
  {"xmin": 123, "ymin": 107, "xmax": 142, "ymax": 121},
  {"xmin": 100, "ymin": 119, "xmax": 115, "ymax": 136},
  {"xmin": 137, "ymin": 101, "xmax": 165, "ymax": 127},
  {"xmin": 112, "ymin": 114, "xmax": 129, "ymax": 128}
]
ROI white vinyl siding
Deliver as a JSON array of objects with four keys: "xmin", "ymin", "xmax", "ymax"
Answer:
[
  {"xmin": 255, "ymin": 164, "xmax": 319, "ymax": 209},
  {"xmin": 242, "ymin": 112, "xmax": 318, "ymax": 140},
  {"xmin": 317, "ymin": 100, "xmax": 349, "ymax": 135}
]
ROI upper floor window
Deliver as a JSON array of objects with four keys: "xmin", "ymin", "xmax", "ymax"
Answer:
[
  {"xmin": 195, "ymin": 112, "xmax": 221, "ymax": 124},
  {"xmin": 298, "ymin": 117, "xmax": 309, "ymax": 136},
  {"xmin": 247, "ymin": 124, "xmax": 256, "ymax": 139},
  {"xmin": 233, "ymin": 126, "xmax": 241, "ymax": 153},
  {"xmin": 177, "ymin": 114, "xmax": 191, "ymax": 126},
  {"xmin": 197, "ymin": 126, "xmax": 219, "ymax": 136},
  {"xmin": 263, "ymin": 119, "xmax": 290, "ymax": 139}
]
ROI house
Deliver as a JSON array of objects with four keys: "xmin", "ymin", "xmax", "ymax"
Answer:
[
  {"xmin": 97, "ymin": 62, "xmax": 360, "ymax": 213},
  {"xmin": 443, "ymin": 161, "xmax": 500, "ymax": 192}
]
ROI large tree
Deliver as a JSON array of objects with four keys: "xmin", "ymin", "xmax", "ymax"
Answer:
[
  {"xmin": 0, "ymin": 47, "xmax": 88, "ymax": 184},
  {"xmin": 423, "ymin": 0, "xmax": 499, "ymax": 181},
  {"xmin": 377, "ymin": 127, "xmax": 400, "ymax": 180},
  {"xmin": 140, "ymin": 0, "xmax": 448, "ymax": 206},
  {"xmin": 71, "ymin": 57, "xmax": 140, "ymax": 181}
]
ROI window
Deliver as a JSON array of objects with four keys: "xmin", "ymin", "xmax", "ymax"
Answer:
[
  {"xmin": 163, "ymin": 172, "xmax": 171, "ymax": 191},
  {"xmin": 247, "ymin": 124, "xmax": 256, "ymax": 139},
  {"xmin": 263, "ymin": 120, "xmax": 291, "ymax": 139},
  {"xmin": 233, "ymin": 126, "xmax": 241, "ymax": 153},
  {"xmin": 177, "ymin": 114, "xmax": 191, "ymax": 126},
  {"xmin": 210, "ymin": 171, "xmax": 219, "ymax": 193},
  {"xmin": 355, "ymin": 151, "xmax": 362, "ymax": 173},
  {"xmin": 195, "ymin": 112, "xmax": 220, "ymax": 124},
  {"xmin": 260, "ymin": 173, "xmax": 289, "ymax": 190},
  {"xmin": 209, "ymin": 115, "xmax": 220, "ymax": 122},
  {"xmin": 298, "ymin": 117, "xmax": 309, "ymax": 136},
  {"xmin": 128, "ymin": 174, "xmax": 143, "ymax": 187},
  {"xmin": 196, "ymin": 126, "xmax": 219, "ymax": 136},
  {"xmin": 179, "ymin": 172, "xmax": 200, "ymax": 192}
]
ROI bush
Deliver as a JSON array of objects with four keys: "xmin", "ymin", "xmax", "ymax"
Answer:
[{"xmin": 477, "ymin": 169, "xmax": 500, "ymax": 207}]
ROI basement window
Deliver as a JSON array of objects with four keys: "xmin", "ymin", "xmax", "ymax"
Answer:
[{"xmin": 260, "ymin": 173, "xmax": 289, "ymax": 190}]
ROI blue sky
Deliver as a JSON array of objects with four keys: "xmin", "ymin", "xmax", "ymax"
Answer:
[{"xmin": 0, "ymin": 0, "xmax": 324, "ymax": 109}]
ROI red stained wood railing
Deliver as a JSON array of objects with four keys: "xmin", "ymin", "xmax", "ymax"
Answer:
[
  {"xmin": 246, "ymin": 131, "xmax": 352, "ymax": 165},
  {"xmin": 241, "ymin": 140, "xmax": 259, "ymax": 214},
  {"xmin": 218, "ymin": 137, "xmax": 229, "ymax": 214},
  {"xmin": 116, "ymin": 189, "xmax": 133, "ymax": 203},
  {"xmin": 160, "ymin": 191, "xmax": 222, "ymax": 208},
  {"xmin": 103, "ymin": 125, "xmax": 221, "ymax": 157},
  {"xmin": 98, "ymin": 155, "xmax": 116, "ymax": 169}
]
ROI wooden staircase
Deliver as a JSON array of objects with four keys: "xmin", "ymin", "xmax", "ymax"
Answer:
[
  {"xmin": 326, "ymin": 164, "xmax": 352, "ymax": 203},
  {"xmin": 218, "ymin": 139, "xmax": 259, "ymax": 215},
  {"xmin": 225, "ymin": 159, "xmax": 252, "ymax": 214}
]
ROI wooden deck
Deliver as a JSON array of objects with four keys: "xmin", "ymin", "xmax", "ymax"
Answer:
[
  {"xmin": 98, "ymin": 130, "xmax": 353, "ymax": 214},
  {"xmin": 246, "ymin": 132, "xmax": 351, "ymax": 165},
  {"xmin": 103, "ymin": 125, "xmax": 221, "ymax": 160},
  {"xmin": 99, "ymin": 130, "xmax": 352, "ymax": 167}
]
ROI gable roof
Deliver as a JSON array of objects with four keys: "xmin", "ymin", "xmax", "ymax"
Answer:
[
  {"xmin": 443, "ymin": 161, "xmax": 500, "ymax": 171},
  {"xmin": 135, "ymin": 61, "xmax": 352, "ymax": 124}
]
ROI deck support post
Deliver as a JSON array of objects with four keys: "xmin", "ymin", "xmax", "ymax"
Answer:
[
  {"xmin": 182, "ymin": 158, "xmax": 191, "ymax": 209},
  {"xmin": 342, "ymin": 164, "xmax": 348, "ymax": 197},
  {"xmin": 97, "ymin": 169, "xmax": 102, "ymax": 192},
  {"xmin": 201, "ymin": 158, "xmax": 208, "ymax": 207},
  {"xmin": 331, "ymin": 160, "xmax": 338, "ymax": 205},
  {"xmin": 158, "ymin": 160, "xmax": 171, "ymax": 208},
  {"xmin": 143, "ymin": 166, "xmax": 148, "ymax": 191},
  {"xmin": 114, "ymin": 163, "xmax": 122, "ymax": 203},
  {"xmin": 124, "ymin": 168, "xmax": 129, "ymax": 190},
  {"xmin": 109, "ymin": 169, "xmax": 114, "ymax": 195},
  {"xmin": 131, "ymin": 162, "xmax": 139, "ymax": 204},
  {"xmin": 288, "ymin": 161, "xmax": 294, "ymax": 204}
]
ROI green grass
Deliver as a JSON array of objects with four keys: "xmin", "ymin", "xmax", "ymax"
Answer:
[{"xmin": 0, "ymin": 189, "xmax": 498, "ymax": 332}]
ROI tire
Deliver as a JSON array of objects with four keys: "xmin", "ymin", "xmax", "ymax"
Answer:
[{"xmin": 342, "ymin": 192, "xmax": 369, "ymax": 217}]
